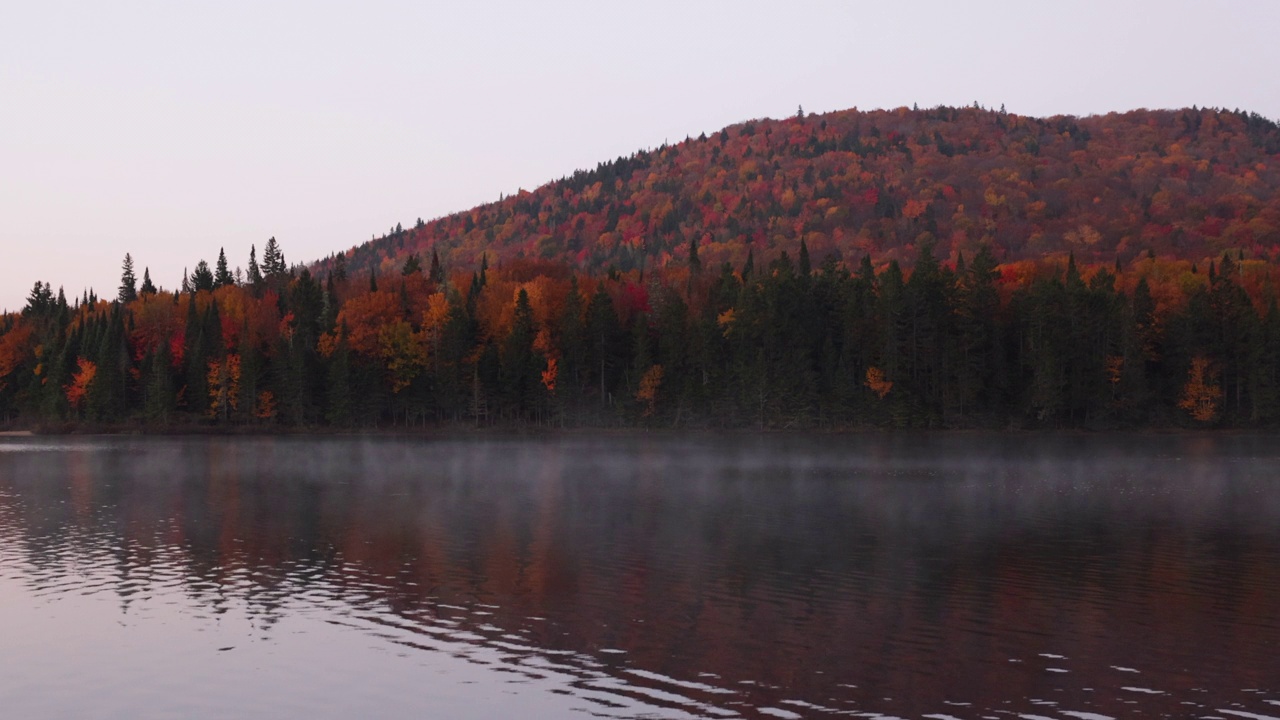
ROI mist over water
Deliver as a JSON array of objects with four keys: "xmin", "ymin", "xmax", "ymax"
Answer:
[{"xmin": 0, "ymin": 434, "xmax": 1278, "ymax": 719}]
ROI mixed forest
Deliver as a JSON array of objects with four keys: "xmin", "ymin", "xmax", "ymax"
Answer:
[{"xmin": 4, "ymin": 105, "xmax": 1280, "ymax": 430}]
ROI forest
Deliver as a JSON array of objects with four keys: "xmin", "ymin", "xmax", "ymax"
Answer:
[
  {"xmin": 3, "ymin": 236, "xmax": 1280, "ymax": 430},
  {"xmin": 3, "ymin": 105, "xmax": 1280, "ymax": 430}
]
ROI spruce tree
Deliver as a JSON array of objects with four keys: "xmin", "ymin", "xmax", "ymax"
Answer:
[
  {"xmin": 429, "ymin": 249, "xmax": 444, "ymax": 283},
  {"xmin": 214, "ymin": 248, "xmax": 234, "ymax": 288},
  {"xmin": 262, "ymin": 237, "xmax": 286, "ymax": 279},
  {"xmin": 118, "ymin": 254, "xmax": 138, "ymax": 304},
  {"xmin": 144, "ymin": 343, "xmax": 176, "ymax": 425},
  {"xmin": 190, "ymin": 261, "xmax": 215, "ymax": 293},
  {"xmin": 247, "ymin": 245, "xmax": 264, "ymax": 286},
  {"xmin": 325, "ymin": 326, "xmax": 354, "ymax": 427},
  {"xmin": 140, "ymin": 268, "xmax": 157, "ymax": 296},
  {"xmin": 500, "ymin": 289, "xmax": 543, "ymax": 419}
]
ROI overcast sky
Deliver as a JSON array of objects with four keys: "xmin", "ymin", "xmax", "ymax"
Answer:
[{"xmin": 2, "ymin": 0, "xmax": 1278, "ymax": 311}]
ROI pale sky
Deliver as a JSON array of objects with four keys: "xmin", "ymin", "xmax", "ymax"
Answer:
[{"xmin": 2, "ymin": 0, "xmax": 1278, "ymax": 311}]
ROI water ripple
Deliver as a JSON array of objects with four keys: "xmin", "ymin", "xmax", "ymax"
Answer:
[{"xmin": 0, "ymin": 435, "xmax": 1278, "ymax": 719}]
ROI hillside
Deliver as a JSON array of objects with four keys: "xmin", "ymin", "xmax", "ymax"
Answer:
[
  {"xmin": 8, "ymin": 106, "xmax": 1280, "ymax": 432},
  {"xmin": 328, "ymin": 106, "xmax": 1280, "ymax": 279}
]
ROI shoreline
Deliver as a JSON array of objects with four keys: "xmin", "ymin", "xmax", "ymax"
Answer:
[{"xmin": 0, "ymin": 424, "xmax": 1271, "ymax": 439}]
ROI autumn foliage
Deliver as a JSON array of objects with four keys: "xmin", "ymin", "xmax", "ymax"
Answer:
[
  {"xmin": 4, "ymin": 105, "xmax": 1280, "ymax": 430},
  {"xmin": 318, "ymin": 106, "xmax": 1280, "ymax": 291}
]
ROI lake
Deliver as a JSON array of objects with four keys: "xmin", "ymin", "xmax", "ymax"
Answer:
[{"xmin": 1, "ymin": 434, "xmax": 1278, "ymax": 719}]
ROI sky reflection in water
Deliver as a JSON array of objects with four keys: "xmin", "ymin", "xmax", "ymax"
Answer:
[{"xmin": 0, "ymin": 434, "xmax": 1278, "ymax": 720}]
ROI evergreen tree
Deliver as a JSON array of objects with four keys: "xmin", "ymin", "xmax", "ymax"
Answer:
[
  {"xmin": 214, "ymin": 248, "xmax": 234, "ymax": 288},
  {"xmin": 190, "ymin": 261, "xmax": 215, "ymax": 293},
  {"xmin": 140, "ymin": 268, "xmax": 157, "ymax": 296},
  {"xmin": 247, "ymin": 245, "xmax": 264, "ymax": 287},
  {"xmin": 262, "ymin": 237, "xmax": 287, "ymax": 279},
  {"xmin": 325, "ymin": 326, "xmax": 354, "ymax": 427},
  {"xmin": 500, "ymin": 289, "xmax": 545, "ymax": 420},
  {"xmin": 118, "ymin": 254, "xmax": 138, "ymax": 304},
  {"xmin": 144, "ymin": 342, "xmax": 176, "ymax": 425},
  {"xmin": 23, "ymin": 282, "xmax": 53, "ymax": 317},
  {"xmin": 429, "ymin": 249, "xmax": 444, "ymax": 284},
  {"xmin": 586, "ymin": 285, "xmax": 622, "ymax": 409},
  {"xmin": 557, "ymin": 277, "xmax": 586, "ymax": 410}
]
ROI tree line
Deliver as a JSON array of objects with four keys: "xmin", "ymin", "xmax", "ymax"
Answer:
[{"xmin": 3, "ymin": 236, "xmax": 1280, "ymax": 431}]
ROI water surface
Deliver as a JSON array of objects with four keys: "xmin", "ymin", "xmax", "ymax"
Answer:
[{"xmin": 1, "ymin": 434, "xmax": 1278, "ymax": 719}]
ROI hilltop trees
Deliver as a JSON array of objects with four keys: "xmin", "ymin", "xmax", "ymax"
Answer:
[
  {"xmin": 315, "ymin": 106, "xmax": 1280, "ymax": 297},
  {"xmin": 118, "ymin": 254, "xmax": 137, "ymax": 304},
  {"xmin": 215, "ymin": 248, "xmax": 234, "ymax": 288},
  {"xmin": 262, "ymin": 237, "xmax": 287, "ymax": 279}
]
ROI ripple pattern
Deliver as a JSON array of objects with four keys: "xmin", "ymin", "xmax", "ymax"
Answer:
[{"xmin": 0, "ymin": 434, "xmax": 1278, "ymax": 719}]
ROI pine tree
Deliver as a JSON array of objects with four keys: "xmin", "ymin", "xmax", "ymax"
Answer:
[
  {"xmin": 190, "ymin": 261, "xmax": 215, "ymax": 293},
  {"xmin": 144, "ymin": 342, "xmax": 175, "ymax": 425},
  {"xmin": 402, "ymin": 254, "xmax": 422, "ymax": 276},
  {"xmin": 500, "ymin": 289, "xmax": 544, "ymax": 420},
  {"xmin": 247, "ymin": 245, "xmax": 264, "ymax": 286},
  {"xmin": 586, "ymin": 286, "xmax": 621, "ymax": 409},
  {"xmin": 325, "ymin": 326, "xmax": 354, "ymax": 427},
  {"xmin": 214, "ymin": 248, "xmax": 234, "ymax": 288},
  {"xmin": 429, "ymin": 249, "xmax": 444, "ymax": 284},
  {"xmin": 557, "ymin": 277, "xmax": 586, "ymax": 406},
  {"xmin": 140, "ymin": 268, "xmax": 157, "ymax": 296},
  {"xmin": 118, "ymin": 254, "xmax": 138, "ymax": 304},
  {"xmin": 262, "ymin": 237, "xmax": 287, "ymax": 279}
]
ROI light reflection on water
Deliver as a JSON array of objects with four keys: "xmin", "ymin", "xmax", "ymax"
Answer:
[{"xmin": 0, "ymin": 434, "xmax": 1278, "ymax": 720}]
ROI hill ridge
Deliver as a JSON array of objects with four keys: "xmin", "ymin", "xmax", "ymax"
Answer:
[{"xmin": 321, "ymin": 105, "xmax": 1280, "ymax": 279}]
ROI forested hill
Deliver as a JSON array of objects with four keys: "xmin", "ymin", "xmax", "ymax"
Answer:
[
  {"xmin": 8, "ymin": 106, "xmax": 1280, "ymax": 432},
  {"xmin": 326, "ymin": 106, "xmax": 1280, "ymax": 279}
]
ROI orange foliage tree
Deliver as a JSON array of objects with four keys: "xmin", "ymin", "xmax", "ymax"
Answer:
[
  {"xmin": 1178, "ymin": 357, "xmax": 1223, "ymax": 423},
  {"xmin": 208, "ymin": 354, "xmax": 241, "ymax": 420},
  {"xmin": 64, "ymin": 358, "xmax": 97, "ymax": 414}
]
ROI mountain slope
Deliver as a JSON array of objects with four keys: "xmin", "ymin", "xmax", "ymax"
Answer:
[{"xmin": 328, "ymin": 105, "xmax": 1280, "ymax": 278}]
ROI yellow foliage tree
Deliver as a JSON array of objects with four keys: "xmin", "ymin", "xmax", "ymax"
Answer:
[
  {"xmin": 636, "ymin": 365, "xmax": 664, "ymax": 416},
  {"xmin": 1178, "ymin": 356, "xmax": 1222, "ymax": 423},
  {"xmin": 378, "ymin": 320, "xmax": 428, "ymax": 394}
]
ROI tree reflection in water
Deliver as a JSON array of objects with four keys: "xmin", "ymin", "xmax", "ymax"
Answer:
[{"xmin": 0, "ymin": 434, "xmax": 1278, "ymax": 719}]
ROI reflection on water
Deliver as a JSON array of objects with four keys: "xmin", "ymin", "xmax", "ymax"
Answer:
[{"xmin": 0, "ymin": 434, "xmax": 1278, "ymax": 719}]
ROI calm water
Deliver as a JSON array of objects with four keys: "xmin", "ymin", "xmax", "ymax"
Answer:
[{"xmin": 1, "ymin": 434, "xmax": 1278, "ymax": 720}]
